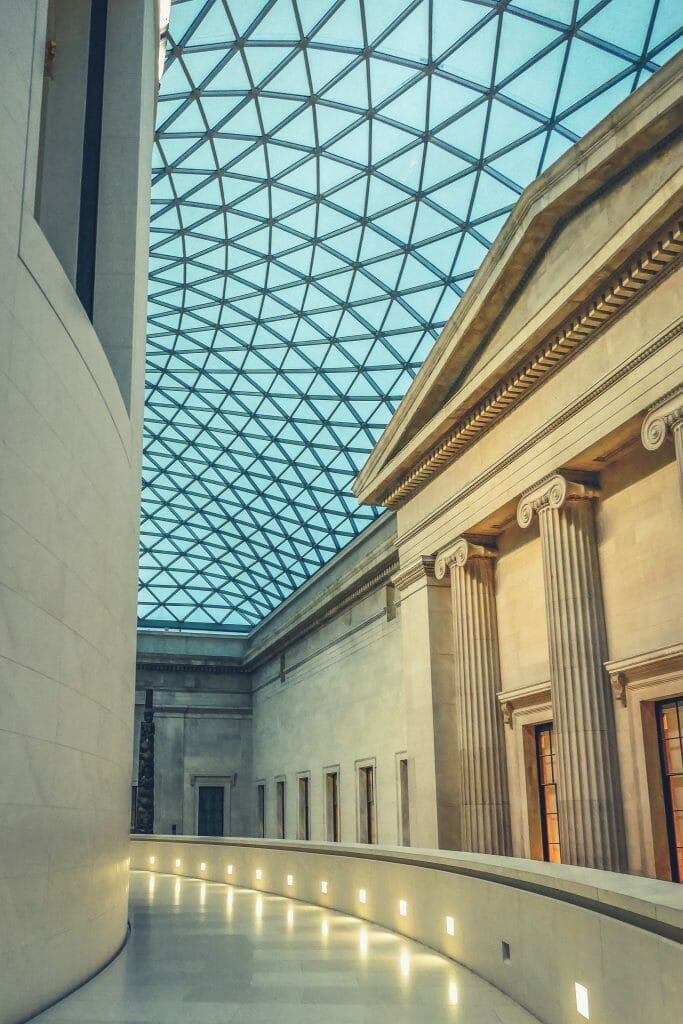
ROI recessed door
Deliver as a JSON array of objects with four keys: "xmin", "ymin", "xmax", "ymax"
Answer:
[{"xmin": 197, "ymin": 785, "xmax": 224, "ymax": 836}]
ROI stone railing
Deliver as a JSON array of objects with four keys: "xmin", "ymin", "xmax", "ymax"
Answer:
[{"xmin": 131, "ymin": 835, "xmax": 682, "ymax": 1024}]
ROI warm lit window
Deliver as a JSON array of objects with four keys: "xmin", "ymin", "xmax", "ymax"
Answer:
[{"xmin": 535, "ymin": 724, "xmax": 561, "ymax": 863}]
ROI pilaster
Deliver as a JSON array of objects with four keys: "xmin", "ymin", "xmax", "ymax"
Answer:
[
  {"xmin": 517, "ymin": 473, "xmax": 626, "ymax": 871},
  {"xmin": 394, "ymin": 556, "xmax": 459, "ymax": 850},
  {"xmin": 436, "ymin": 538, "xmax": 512, "ymax": 855}
]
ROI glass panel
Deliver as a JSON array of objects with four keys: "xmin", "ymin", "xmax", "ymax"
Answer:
[
  {"xmin": 536, "ymin": 723, "xmax": 561, "ymax": 864},
  {"xmin": 666, "ymin": 740, "xmax": 683, "ymax": 774},
  {"xmin": 657, "ymin": 698, "xmax": 683, "ymax": 882},
  {"xmin": 140, "ymin": 1, "xmax": 683, "ymax": 631}
]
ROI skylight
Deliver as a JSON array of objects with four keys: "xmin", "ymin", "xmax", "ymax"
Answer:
[{"xmin": 140, "ymin": 0, "xmax": 682, "ymax": 631}]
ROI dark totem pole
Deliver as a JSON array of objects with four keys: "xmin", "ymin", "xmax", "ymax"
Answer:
[{"xmin": 134, "ymin": 688, "xmax": 155, "ymax": 833}]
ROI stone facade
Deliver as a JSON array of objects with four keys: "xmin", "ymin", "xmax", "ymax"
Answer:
[
  {"xmin": 356, "ymin": 53, "xmax": 683, "ymax": 879},
  {"xmin": 0, "ymin": 3, "xmax": 157, "ymax": 1022}
]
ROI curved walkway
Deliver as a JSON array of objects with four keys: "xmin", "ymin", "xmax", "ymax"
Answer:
[{"xmin": 33, "ymin": 871, "xmax": 540, "ymax": 1024}]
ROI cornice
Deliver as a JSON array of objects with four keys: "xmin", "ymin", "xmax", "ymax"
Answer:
[
  {"xmin": 355, "ymin": 57, "xmax": 683, "ymax": 501},
  {"xmin": 496, "ymin": 681, "xmax": 552, "ymax": 729},
  {"xmin": 372, "ymin": 218, "xmax": 682, "ymax": 509},
  {"xmin": 136, "ymin": 553, "xmax": 399, "ymax": 679},
  {"xmin": 392, "ymin": 556, "xmax": 437, "ymax": 591},
  {"xmin": 395, "ymin": 315, "xmax": 683, "ymax": 551},
  {"xmin": 605, "ymin": 642, "xmax": 683, "ymax": 709},
  {"xmin": 136, "ymin": 659, "xmax": 248, "ymax": 675},
  {"xmin": 244, "ymin": 553, "xmax": 399, "ymax": 670},
  {"xmin": 605, "ymin": 640, "xmax": 683, "ymax": 676}
]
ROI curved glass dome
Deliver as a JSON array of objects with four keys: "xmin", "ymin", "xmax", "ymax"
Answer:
[{"xmin": 140, "ymin": 0, "xmax": 682, "ymax": 631}]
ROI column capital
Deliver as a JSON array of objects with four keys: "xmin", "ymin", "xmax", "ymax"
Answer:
[
  {"xmin": 517, "ymin": 473, "xmax": 600, "ymax": 529},
  {"xmin": 641, "ymin": 387, "xmax": 683, "ymax": 451},
  {"xmin": 393, "ymin": 555, "xmax": 437, "ymax": 592},
  {"xmin": 434, "ymin": 536, "xmax": 496, "ymax": 579}
]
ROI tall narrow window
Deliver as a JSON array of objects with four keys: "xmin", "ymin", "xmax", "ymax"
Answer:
[
  {"xmin": 398, "ymin": 757, "xmax": 410, "ymax": 846},
  {"xmin": 326, "ymin": 770, "xmax": 340, "ymax": 842},
  {"xmin": 358, "ymin": 765, "xmax": 377, "ymax": 844},
  {"xmin": 256, "ymin": 784, "xmax": 265, "ymax": 838},
  {"xmin": 657, "ymin": 698, "xmax": 683, "ymax": 882},
  {"xmin": 35, "ymin": 0, "xmax": 108, "ymax": 316},
  {"xmin": 276, "ymin": 779, "xmax": 286, "ymax": 840},
  {"xmin": 130, "ymin": 785, "xmax": 137, "ymax": 831},
  {"xmin": 297, "ymin": 775, "xmax": 310, "ymax": 840},
  {"xmin": 535, "ymin": 724, "xmax": 561, "ymax": 863}
]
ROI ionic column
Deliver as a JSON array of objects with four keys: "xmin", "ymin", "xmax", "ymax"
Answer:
[
  {"xmin": 517, "ymin": 474, "xmax": 626, "ymax": 871},
  {"xmin": 435, "ymin": 538, "xmax": 512, "ymax": 855},
  {"xmin": 641, "ymin": 388, "xmax": 683, "ymax": 502}
]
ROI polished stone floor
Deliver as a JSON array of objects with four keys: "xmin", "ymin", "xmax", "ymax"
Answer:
[{"xmin": 33, "ymin": 871, "xmax": 539, "ymax": 1024}]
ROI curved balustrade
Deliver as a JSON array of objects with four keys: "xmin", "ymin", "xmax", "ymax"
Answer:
[{"xmin": 131, "ymin": 835, "xmax": 682, "ymax": 1024}]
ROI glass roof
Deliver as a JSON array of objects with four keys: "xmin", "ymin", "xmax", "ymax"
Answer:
[{"xmin": 140, "ymin": 0, "xmax": 682, "ymax": 632}]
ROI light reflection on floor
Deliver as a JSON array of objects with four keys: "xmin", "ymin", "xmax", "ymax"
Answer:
[{"xmin": 32, "ymin": 871, "xmax": 540, "ymax": 1023}]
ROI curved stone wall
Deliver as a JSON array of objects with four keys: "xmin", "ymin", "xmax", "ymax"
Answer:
[
  {"xmin": 0, "ymin": 4, "xmax": 155, "ymax": 1021},
  {"xmin": 132, "ymin": 836, "xmax": 683, "ymax": 1024}
]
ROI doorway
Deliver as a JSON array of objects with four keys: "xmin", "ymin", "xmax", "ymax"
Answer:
[{"xmin": 197, "ymin": 785, "xmax": 224, "ymax": 836}]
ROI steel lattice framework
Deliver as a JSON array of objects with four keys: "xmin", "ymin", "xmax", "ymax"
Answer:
[{"xmin": 140, "ymin": 0, "xmax": 682, "ymax": 631}]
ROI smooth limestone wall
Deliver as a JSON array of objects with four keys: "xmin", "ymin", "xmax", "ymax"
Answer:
[
  {"xmin": 0, "ymin": 4, "xmax": 154, "ymax": 1022},
  {"xmin": 132, "ymin": 835, "xmax": 683, "ymax": 1024},
  {"xmin": 251, "ymin": 583, "xmax": 405, "ymax": 844}
]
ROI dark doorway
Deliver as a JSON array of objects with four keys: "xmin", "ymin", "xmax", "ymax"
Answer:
[{"xmin": 198, "ymin": 785, "xmax": 224, "ymax": 836}]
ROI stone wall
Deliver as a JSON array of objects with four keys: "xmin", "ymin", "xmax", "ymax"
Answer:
[
  {"xmin": 0, "ymin": 3, "xmax": 155, "ymax": 1022},
  {"xmin": 251, "ymin": 583, "xmax": 405, "ymax": 844}
]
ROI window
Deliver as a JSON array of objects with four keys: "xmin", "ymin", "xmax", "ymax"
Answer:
[
  {"xmin": 276, "ymin": 778, "xmax": 286, "ymax": 839},
  {"xmin": 297, "ymin": 774, "xmax": 310, "ymax": 840},
  {"xmin": 657, "ymin": 698, "xmax": 683, "ymax": 882},
  {"xmin": 36, "ymin": 0, "xmax": 107, "ymax": 316},
  {"xmin": 325, "ymin": 769, "xmax": 340, "ymax": 842},
  {"xmin": 130, "ymin": 785, "xmax": 137, "ymax": 831},
  {"xmin": 358, "ymin": 763, "xmax": 377, "ymax": 844},
  {"xmin": 256, "ymin": 783, "xmax": 265, "ymax": 838},
  {"xmin": 535, "ymin": 724, "xmax": 561, "ymax": 863},
  {"xmin": 397, "ymin": 756, "xmax": 410, "ymax": 846}
]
